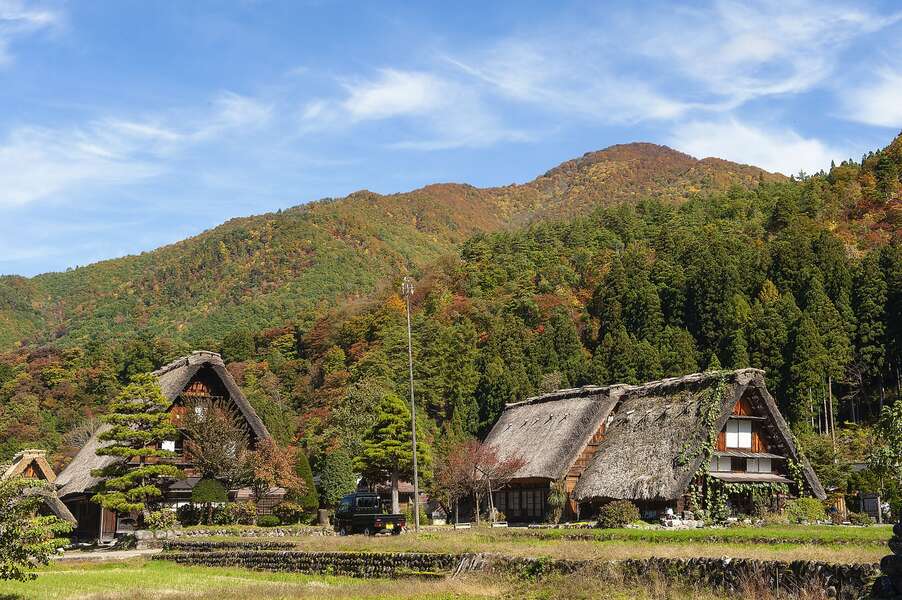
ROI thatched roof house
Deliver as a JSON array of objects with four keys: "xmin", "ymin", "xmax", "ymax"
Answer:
[
  {"xmin": 1, "ymin": 449, "xmax": 76, "ymax": 524},
  {"xmin": 55, "ymin": 350, "xmax": 271, "ymax": 541},
  {"xmin": 483, "ymin": 369, "xmax": 824, "ymax": 522}
]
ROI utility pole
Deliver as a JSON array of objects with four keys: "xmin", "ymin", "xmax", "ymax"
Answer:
[{"xmin": 402, "ymin": 276, "xmax": 421, "ymax": 532}]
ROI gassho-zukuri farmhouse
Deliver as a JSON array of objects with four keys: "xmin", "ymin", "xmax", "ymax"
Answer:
[
  {"xmin": 34, "ymin": 353, "xmax": 823, "ymax": 537},
  {"xmin": 483, "ymin": 368, "xmax": 825, "ymax": 522}
]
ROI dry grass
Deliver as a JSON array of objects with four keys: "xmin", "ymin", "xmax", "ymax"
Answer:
[{"xmin": 220, "ymin": 529, "xmax": 885, "ymax": 564}]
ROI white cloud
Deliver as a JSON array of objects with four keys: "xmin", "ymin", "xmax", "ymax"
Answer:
[
  {"xmin": 669, "ymin": 119, "xmax": 844, "ymax": 175},
  {"xmin": 0, "ymin": 0, "xmax": 60, "ymax": 66},
  {"xmin": 446, "ymin": 40, "xmax": 690, "ymax": 125},
  {"xmin": 0, "ymin": 91, "xmax": 274, "ymax": 207},
  {"xmin": 840, "ymin": 68, "xmax": 902, "ymax": 128},
  {"xmin": 301, "ymin": 68, "xmax": 529, "ymax": 150},
  {"xmin": 341, "ymin": 69, "xmax": 445, "ymax": 120},
  {"xmin": 641, "ymin": 0, "xmax": 901, "ymax": 107}
]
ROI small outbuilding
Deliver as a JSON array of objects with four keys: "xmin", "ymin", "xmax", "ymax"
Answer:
[
  {"xmin": 1, "ymin": 449, "xmax": 77, "ymax": 525},
  {"xmin": 484, "ymin": 369, "xmax": 824, "ymax": 523}
]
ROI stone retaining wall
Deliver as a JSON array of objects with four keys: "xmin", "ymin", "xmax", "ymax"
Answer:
[
  {"xmin": 156, "ymin": 543, "xmax": 879, "ymax": 598},
  {"xmin": 159, "ymin": 550, "xmax": 459, "ymax": 578}
]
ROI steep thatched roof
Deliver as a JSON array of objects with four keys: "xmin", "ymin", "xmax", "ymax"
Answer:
[
  {"xmin": 23, "ymin": 487, "xmax": 77, "ymax": 524},
  {"xmin": 2, "ymin": 449, "xmax": 57, "ymax": 482},
  {"xmin": 482, "ymin": 385, "xmax": 622, "ymax": 481},
  {"xmin": 56, "ymin": 351, "xmax": 269, "ymax": 498},
  {"xmin": 572, "ymin": 369, "xmax": 826, "ymax": 502},
  {"xmin": 152, "ymin": 351, "xmax": 269, "ymax": 440}
]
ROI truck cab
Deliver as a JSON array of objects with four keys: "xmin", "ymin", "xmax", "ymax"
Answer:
[{"xmin": 333, "ymin": 492, "xmax": 406, "ymax": 535}]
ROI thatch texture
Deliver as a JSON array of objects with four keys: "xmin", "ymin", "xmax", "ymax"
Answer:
[
  {"xmin": 22, "ymin": 487, "xmax": 77, "ymax": 524},
  {"xmin": 2, "ymin": 449, "xmax": 57, "ymax": 482},
  {"xmin": 483, "ymin": 386, "xmax": 620, "ymax": 480},
  {"xmin": 571, "ymin": 369, "xmax": 826, "ymax": 502},
  {"xmin": 55, "ymin": 424, "xmax": 117, "ymax": 498},
  {"xmin": 152, "ymin": 351, "xmax": 269, "ymax": 440},
  {"xmin": 56, "ymin": 351, "xmax": 270, "ymax": 497}
]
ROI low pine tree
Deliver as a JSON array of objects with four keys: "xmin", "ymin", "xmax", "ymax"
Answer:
[
  {"xmin": 91, "ymin": 374, "xmax": 182, "ymax": 517},
  {"xmin": 292, "ymin": 449, "xmax": 319, "ymax": 517}
]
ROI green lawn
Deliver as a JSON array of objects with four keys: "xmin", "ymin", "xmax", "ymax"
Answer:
[{"xmin": 0, "ymin": 559, "xmax": 750, "ymax": 600}]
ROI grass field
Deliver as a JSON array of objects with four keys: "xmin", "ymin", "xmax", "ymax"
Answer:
[
  {"xmin": 0, "ymin": 558, "xmax": 822, "ymax": 600},
  {"xmin": 195, "ymin": 524, "xmax": 892, "ymax": 564}
]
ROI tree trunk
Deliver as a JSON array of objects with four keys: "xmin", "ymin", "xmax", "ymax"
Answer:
[
  {"xmin": 391, "ymin": 466, "xmax": 400, "ymax": 515},
  {"xmin": 474, "ymin": 492, "xmax": 481, "ymax": 526},
  {"xmin": 877, "ymin": 492, "xmax": 883, "ymax": 525},
  {"xmin": 454, "ymin": 497, "xmax": 459, "ymax": 526},
  {"xmin": 827, "ymin": 375, "xmax": 835, "ymax": 452}
]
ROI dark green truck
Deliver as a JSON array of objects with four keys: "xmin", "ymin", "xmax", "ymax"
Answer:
[{"xmin": 333, "ymin": 492, "xmax": 406, "ymax": 535}]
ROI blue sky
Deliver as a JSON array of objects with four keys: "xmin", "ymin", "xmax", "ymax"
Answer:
[{"xmin": 1, "ymin": 0, "xmax": 901, "ymax": 276}]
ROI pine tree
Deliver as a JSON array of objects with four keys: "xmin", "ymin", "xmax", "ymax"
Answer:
[
  {"xmin": 355, "ymin": 392, "xmax": 431, "ymax": 514},
  {"xmin": 91, "ymin": 374, "xmax": 182, "ymax": 516},
  {"xmin": 292, "ymin": 449, "xmax": 319, "ymax": 514},
  {"xmin": 853, "ymin": 252, "xmax": 887, "ymax": 392},
  {"xmin": 725, "ymin": 329, "xmax": 750, "ymax": 369},
  {"xmin": 318, "ymin": 448, "xmax": 358, "ymax": 507},
  {"xmin": 788, "ymin": 314, "xmax": 829, "ymax": 427},
  {"xmin": 658, "ymin": 326, "xmax": 699, "ymax": 376},
  {"xmin": 548, "ymin": 309, "xmax": 588, "ymax": 387}
]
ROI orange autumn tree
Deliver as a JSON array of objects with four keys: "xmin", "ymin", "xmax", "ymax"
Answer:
[{"xmin": 249, "ymin": 439, "xmax": 304, "ymax": 510}]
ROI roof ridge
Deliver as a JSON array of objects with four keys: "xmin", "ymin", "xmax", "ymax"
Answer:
[
  {"xmin": 151, "ymin": 350, "xmax": 224, "ymax": 376},
  {"xmin": 509, "ymin": 369, "xmax": 763, "ymax": 408}
]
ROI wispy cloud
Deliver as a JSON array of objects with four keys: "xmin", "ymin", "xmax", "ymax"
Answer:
[
  {"xmin": 0, "ymin": 0, "xmax": 60, "ymax": 66},
  {"xmin": 301, "ymin": 68, "xmax": 529, "ymax": 149},
  {"xmin": 669, "ymin": 118, "xmax": 844, "ymax": 175},
  {"xmin": 840, "ymin": 68, "xmax": 902, "ymax": 128},
  {"xmin": 640, "ymin": 0, "xmax": 901, "ymax": 108},
  {"xmin": 0, "ymin": 92, "xmax": 272, "ymax": 207}
]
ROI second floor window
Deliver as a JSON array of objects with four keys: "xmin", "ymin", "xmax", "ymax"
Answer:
[{"xmin": 725, "ymin": 419, "xmax": 752, "ymax": 448}]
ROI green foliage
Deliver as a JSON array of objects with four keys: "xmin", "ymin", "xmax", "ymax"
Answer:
[
  {"xmin": 145, "ymin": 509, "xmax": 179, "ymax": 531},
  {"xmin": 318, "ymin": 448, "xmax": 358, "ymax": 508},
  {"xmin": 91, "ymin": 374, "xmax": 182, "ymax": 514},
  {"xmin": 596, "ymin": 500, "xmax": 640, "ymax": 529},
  {"xmin": 292, "ymin": 450, "xmax": 319, "ymax": 513},
  {"xmin": 273, "ymin": 501, "xmax": 306, "ymax": 525},
  {"xmin": 211, "ymin": 501, "xmax": 257, "ymax": 526},
  {"xmin": 546, "ymin": 480, "xmax": 568, "ymax": 525},
  {"xmin": 0, "ymin": 477, "xmax": 72, "ymax": 581},
  {"xmin": 784, "ymin": 498, "xmax": 827, "ymax": 524},
  {"xmin": 256, "ymin": 515, "xmax": 280, "ymax": 527},
  {"xmin": 355, "ymin": 392, "xmax": 432, "ymax": 486},
  {"xmin": 191, "ymin": 479, "xmax": 227, "ymax": 504},
  {"xmin": 848, "ymin": 511, "xmax": 874, "ymax": 526}
]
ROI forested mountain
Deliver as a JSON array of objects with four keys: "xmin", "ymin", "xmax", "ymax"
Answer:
[
  {"xmin": 0, "ymin": 134, "xmax": 900, "ymax": 507},
  {"xmin": 0, "ymin": 143, "xmax": 778, "ymax": 350}
]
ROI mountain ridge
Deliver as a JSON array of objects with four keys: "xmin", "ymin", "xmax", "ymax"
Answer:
[{"xmin": 0, "ymin": 139, "xmax": 884, "ymax": 351}]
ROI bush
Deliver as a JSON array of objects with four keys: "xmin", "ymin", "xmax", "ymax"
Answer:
[
  {"xmin": 273, "ymin": 501, "xmax": 305, "ymax": 525},
  {"xmin": 293, "ymin": 451, "xmax": 319, "ymax": 514},
  {"xmin": 176, "ymin": 504, "xmax": 202, "ymax": 526},
  {"xmin": 848, "ymin": 511, "xmax": 874, "ymax": 526},
  {"xmin": 546, "ymin": 480, "xmax": 567, "ymax": 524},
  {"xmin": 784, "ymin": 498, "xmax": 827, "ymax": 524},
  {"xmin": 404, "ymin": 504, "xmax": 430, "ymax": 527},
  {"xmin": 597, "ymin": 500, "xmax": 640, "ymax": 529},
  {"xmin": 191, "ymin": 478, "xmax": 228, "ymax": 504},
  {"xmin": 212, "ymin": 503, "xmax": 240, "ymax": 525},
  {"xmin": 257, "ymin": 515, "xmax": 281, "ymax": 527},
  {"xmin": 145, "ymin": 509, "xmax": 179, "ymax": 530}
]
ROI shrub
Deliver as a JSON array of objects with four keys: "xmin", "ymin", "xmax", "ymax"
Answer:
[
  {"xmin": 848, "ymin": 511, "xmax": 874, "ymax": 526},
  {"xmin": 234, "ymin": 501, "xmax": 258, "ymax": 525},
  {"xmin": 597, "ymin": 500, "xmax": 640, "ymax": 529},
  {"xmin": 273, "ymin": 501, "xmax": 305, "ymax": 525},
  {"xmin": 191, "ymin": 478, "xmax": 228, "ymax": 504},
  {"xmin": 404, "ymin": 504, "xmax": 430, "ymax": 527},
  {"xmin": 145, "ymin": 509, "xmax": 179, "ymax": 530},
  {"xmin": 257, "ymin": 515, "xmax": 281, "ymax": 527},
  {"xmin": 546, "ymin": 480, "xmax": 567, "ymax": 524},
  {"xmin": 761, "ymin": 511, "xmax": 789, "ymax": 526},
  {"xmin": 784, "ymin": 498, "xmax": 827, "ymax": 524},
  {"xmin": 176, "ymin": 504, "xmax": 202, "ymax": 526},
  {"xmin": 293, "ymin": 450, "xmax": 319, "ymax": 514}
]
